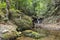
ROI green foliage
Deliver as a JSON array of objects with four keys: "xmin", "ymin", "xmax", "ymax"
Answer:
[
  {"xmin": 0, "ymin": 2, "xmax": 6, "ymax": 9},
  {"xmin": 33, "ymin": 0, "xmax": 51, "ymax": 17},
  {"xmin": 12, "ymin": 0, "xmax": 51, "ymax": 17},
  {"xmin": 0, "ymin": 0, "xmax": 52, "ymax": 17},
  {"xmin": 0, "ymin": 0, "xmax": 56, "ymax": 18},
  {"xmin": 10, "ymin": 0, "xmax": 16, "ymax": 9}
]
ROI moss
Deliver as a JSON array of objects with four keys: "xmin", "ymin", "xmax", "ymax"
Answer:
[
  {"xmin": 15, "ymin": 15, "xmax": 32, "ymax": 31},
  {"xmin": 10, "ymin": 9, "xmax": 33, "ymax": 31},
  {"xmin": 2, "ymin": 31, "xmax": 22, "ymax": 40},
  {"xmin": 22, "ymin": 30, "xmax": 46, "ymax": 39}
]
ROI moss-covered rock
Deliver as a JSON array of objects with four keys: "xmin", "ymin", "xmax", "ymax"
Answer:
[
  {"xmin": 22, "ymin": 30, "xmax": 46, "ymax": 39},
  {"xmin": 16, "ymin": 15, "xmax": 32, "ymax": 31},
  {"xmin": 10, "ymin": 9, "xmax": 33, "ymax": 31},
  {"xmin": 0, "ymin": 24, "xmax": 21, "ymax": 40},
  {"xmin": 2, "ymin": 31, "xmax": 21, "ymax": 40}
]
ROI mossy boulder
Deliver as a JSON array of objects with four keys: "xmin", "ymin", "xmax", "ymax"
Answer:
[
  {"xmin": 16, "ymin": 15, "xmax": 32, "ymax": 31},
  {"xmin": 2, "ymin": 31, "xmax": 21, "ymax": 40},
  {"xmin": 22, "ymin": 30, "xmax": 46, "ymax": 39},
  {"xmin": 10, "ymin": 9, "xmax": 33, "ymax": 31},
  {"xmin": 0, "ymin": 24, "xmax": 20, "ymax": 40}
]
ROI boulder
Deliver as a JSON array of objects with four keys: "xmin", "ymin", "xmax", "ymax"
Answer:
[
  {"xmin": 22, "ymin": 30, "xmax": 46, "ymax": 39},
  {"xmin": 10, "ymin": 9, "xmax": 33, "ymax": 31},
  {"xmin": 0, "ymin": 24, "xmax": 21, "ymax": 40}
]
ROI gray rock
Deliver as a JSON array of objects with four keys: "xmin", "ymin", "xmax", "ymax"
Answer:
[{"xmin": 0, "ymin": 24, "xmax": 17, "ymax": 40}]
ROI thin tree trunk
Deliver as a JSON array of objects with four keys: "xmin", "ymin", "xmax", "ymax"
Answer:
[{"xmin": 6, "ymin": 0, "xmax": 10, "ymax": 20}]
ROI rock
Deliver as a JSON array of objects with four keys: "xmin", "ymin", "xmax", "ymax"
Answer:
[
  {"xmin": 22, "ymin": 30, "xmax": 46, "ymax": 39},
  {"xmin": 15, "ymin": 15, "xmax": 32, "ymax": 31},
  {"xmin": 10, "ymin": 10, "xmax": 33, "ymax": 31},
  {"xmin": 0, "ymin": 24, "xmax": 17, "ymax": 32},
  {"xmin": 2, "ymin": 31, "xmax": 21, "ymax": 40},
  {"xmin": 0, "ymin": 24, "xmax": 18, "ymax": 40}
]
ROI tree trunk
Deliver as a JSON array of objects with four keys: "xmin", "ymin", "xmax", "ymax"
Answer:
[{"xmin": 5, "ymin": 0, "xmax": 10, "ymax": 20}]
